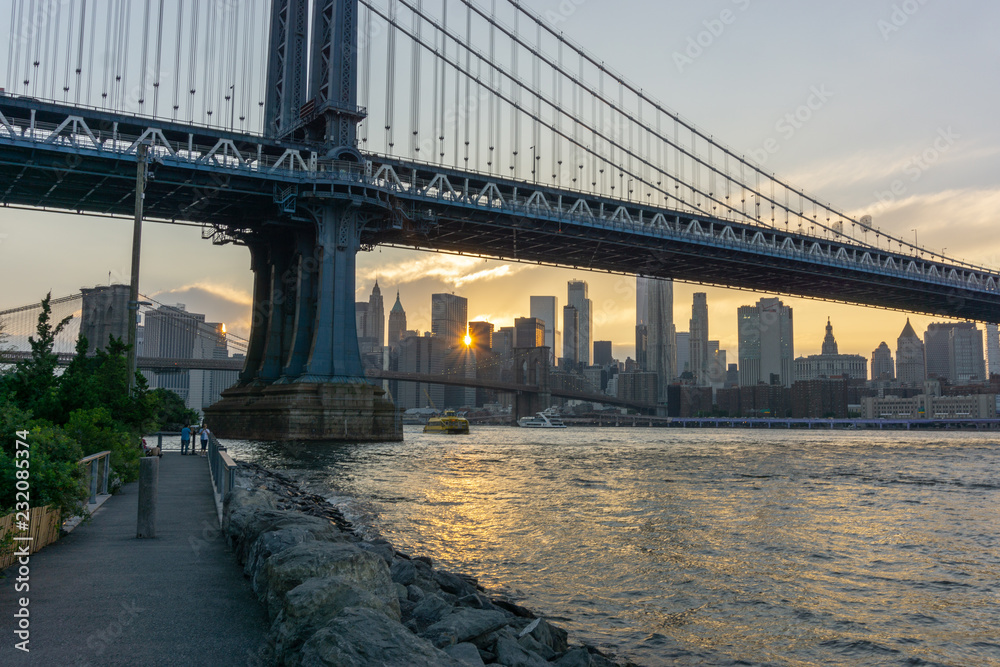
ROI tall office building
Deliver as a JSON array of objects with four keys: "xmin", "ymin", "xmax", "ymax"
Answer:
[
  {"xmin": 986, "ymin": 324, "xmax": 1000, "ymax": 378},
  {"xmin": 923, "ymin": 323, "xmax": 952, "ymax": 381},
  {"xmin": 690, "ymin": 293, "xmax": 709, "ymax": 386},
  {"xmin": 562, "ymin": 305, "xmax": 579, "ymax": 367},
  {"xmin": 431, "ymin": 293, "xmax": 468, "ymax": 348},
  {"xmin": 948, "ymin": 324, "xmax": 985, "ymax": 384},
  {"xmin": 738, "ymin": 298, "xmax": 794, "ymax": 387},
  {"xmin": 896, "ymin": 319, "xmax": 925, "ymax": 386},
  {"xmin": 80, "ymin": 284, "xmax": 130, "ymax": 355},
  {"xmin": 594, "ymin": 341, "xmax": 613, "ymax": 366},
  {"xmin": 468, "ymin": 321, "xmax": 494, "ymax": 351},
  {"xmin": 364, "ymin": 281, "xmax": 385, "ymax": 349},
  {"xmin": 395, "ymin": 334, "xmax": 445, "ymax": 411},
  {"xmin": 676, "ymin": 332, "xmax": 690, "ymax": 376},
  {"xmin": 635, "ymin": 324, "xmax": 648, "ymax": 370},
  {"xmin": 924, "ymin": 322, "xmax": 985, "ymax": 383},
  {"xmin": 143, "ymin": 304, "xmax": 234, "ymax": 413},
  {"xmin": 871, "ymin": 342, "xmax": 895, "ymax": 381},
  {"xmin": 529, "ymin": 296, "xmax": 559, "ymax": 363},
  {"xmin": 387, "ymin": 291, "xmax": 407, "ymax": 347},
  {"xmin": 567, "ymin": 281, "xmax": 592, "ymax": 365},
  {"xmin": 514, "ymin": 317, "xmax": 546, "ymax": 349},
  {"xmin": 639, "ymin": 277, "xmax": 676, "ymax": 401}
]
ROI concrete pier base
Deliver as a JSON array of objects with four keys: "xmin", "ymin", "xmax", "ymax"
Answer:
[{"xmin": 205, "ymin": 382, "xmax": 402, "ymax": 442}]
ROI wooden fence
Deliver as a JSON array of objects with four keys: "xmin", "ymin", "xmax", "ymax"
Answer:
[{"xmin": 0, "ymin": 506, "xmax": 62, "ymax": 571}]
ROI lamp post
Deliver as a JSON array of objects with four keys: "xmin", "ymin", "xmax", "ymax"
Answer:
[{"xmin": 127, "ymin": 144, "xmax": 148, "ymax": 396}]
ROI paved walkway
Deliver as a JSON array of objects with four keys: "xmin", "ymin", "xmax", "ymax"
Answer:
[{"xmin": 0, "ymin": 453, "xmax": 270, "ymax": 666}]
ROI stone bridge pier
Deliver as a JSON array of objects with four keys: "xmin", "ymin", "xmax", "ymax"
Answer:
[
  {"xmin": 512, "ymin": 347, "xmax": 552, "ymax": 422},
  {"xmin": 205, "ymin": 205, "xmax": 401, "ymax": 442}
]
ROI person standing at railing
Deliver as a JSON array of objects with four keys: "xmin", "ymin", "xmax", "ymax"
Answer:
[
  {"xmin": 199, "ymin": 425, "xmax": 210, "ymax": 456},
  {"xmin": 181, "ymin": 425, "xmax": 191, "ymax": 455}
]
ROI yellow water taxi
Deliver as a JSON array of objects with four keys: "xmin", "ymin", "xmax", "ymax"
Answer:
[{"xmin": 423, "ymin": 410, "xmax": 471, "ymax": 434}]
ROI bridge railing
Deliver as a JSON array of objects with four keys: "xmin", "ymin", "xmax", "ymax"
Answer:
[
  {"xmin": 78, "ymin": 450, "xmax": 111, "ymax": 504},
  {"xmin": 207, "ymin": 435, "xmax": 238, "ymax": 504}
]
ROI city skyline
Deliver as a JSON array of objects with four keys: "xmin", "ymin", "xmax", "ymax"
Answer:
[{"xmin": 2, "ymin": 2, "xmax": 999, "ymax": 366}]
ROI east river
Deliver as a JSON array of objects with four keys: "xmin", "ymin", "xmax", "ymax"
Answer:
[{"xmin": 225, "ymin": 427, "xmax": 1000, "ymax": 666}]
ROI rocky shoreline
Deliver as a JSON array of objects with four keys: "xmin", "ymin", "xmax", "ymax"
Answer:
[{"xmin": 225, "ymin": 461, "xmax": 639, "ymax": 666}]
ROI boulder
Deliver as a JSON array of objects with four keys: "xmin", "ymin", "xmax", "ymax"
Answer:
[
  {"xmin": 244, "ymin": 527, "xmax": 319, "ymax": 592},
  {"xmin": 231, "ymin": 509, "xmax": 343, "ymax": 566},
  {"xmin": 358, "ymin": 539, "xmax": 395, "ymax": 565},
  {"xmin": 390, "ymin": 557, "xmax": 417, "ymax": 586},
  {"xmin": 519, "ymin": 617, "xmax": 570, "ymax": 654},
  {"xmin": 260, "ymin": 541, "xmax": 396, "ymax": 620},
  {"xmin": 435, "ymin": 569, "xmax": 478, "ymax": 597},
  {"xmin": 495, "ymin": 635, "xmax": 551, "ymax": 667},
  {"xmin": 444, "ymin": 641, "xmax": 487, "ymax": 667},
  {"xmin": 297, "ymin": 607, "xmax": 465, "ymax": 667},
  {"xmin": 271, "ymin": 575, "xmax": 402, "ymax": 660},
  {"xmin": 555, "ymin": 647, "xmax": 594, "ymax": 667},
  {"xmin": 421, "ymin": 608, "xmax": 510, "ymax": 648},
  {"xmin": 407, "ymin": 593, "xmax": 452, "ymax": 631}
]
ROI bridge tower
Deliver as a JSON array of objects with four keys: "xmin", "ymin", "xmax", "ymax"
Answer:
[{"xmin": 206, "ymin": 0, "xmax": 400, "ymax": 442}]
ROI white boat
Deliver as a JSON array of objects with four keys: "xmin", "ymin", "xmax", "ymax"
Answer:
[{"xmin": 517, "ymin": 411, "xmax": 567, "ymax": 428}]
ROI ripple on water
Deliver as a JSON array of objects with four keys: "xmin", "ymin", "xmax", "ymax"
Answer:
[{"xmin": 223, "ymin": 429, "xmax": 1000, "ymax": 667}]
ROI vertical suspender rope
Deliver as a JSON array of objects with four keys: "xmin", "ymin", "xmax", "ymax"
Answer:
[
  {"xmin": 463, "ymin": 2, "xmax": 471, "ymax": 168},
  {"xmin": 410, "ymin": 0, "xmax": 421, "ymax": 158},
  {"xmin": 487, "ymin": 0, "xmax": 495, "ymax": 173},
  {"xmin": 140, "ymin": 0, "xmax": 151, "ymax": 113},
  {"xmin": 152, "ymin": 0, "xmax": 165, "ymax": 117},
  {"xmin": 438, "ymin": 0, "xmax": 447, "ymax": 164},
  {"xmin": 172, "ymin": 0, "xmax": 183, "ymax": 118},
  {"xmin": 75, "ymin": 0, "xmax": 87, "ymax": 105},
  {"xmin": 63, "ymin": 0, "xmax": 74, "ymax": 100},
  {"xmin": 7, "ymin": 0, "xmax": 18, "ymax": 92},
  {"xmin": 385, "ymin": 0, "xmax": 396, "ymax": 151},
  {"xmin": 188, "ymin": 1, "xmax": 198, "ymax": 121}
]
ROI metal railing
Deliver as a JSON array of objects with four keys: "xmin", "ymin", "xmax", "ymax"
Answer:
[
  {"xmin": 207, "ymin": 435, "xmax": 238, "ymax": 502},
  {"xmin": 78, "ymin": 451, "xmax": 111, "ymax": 504}
]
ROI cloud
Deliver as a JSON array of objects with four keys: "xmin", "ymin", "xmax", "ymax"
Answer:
[
  {"xmin": 358, "ymin": 254, "xmax": 533, "ymax": 288},
  {"xmin": 151, "ymin": 282, "xmax": 253, "ymax": 307}
]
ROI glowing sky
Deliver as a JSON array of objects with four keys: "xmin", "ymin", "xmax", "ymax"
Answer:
[{"xmin": 2, "ymin": 1, "xmax": 998, "ymax": 363}]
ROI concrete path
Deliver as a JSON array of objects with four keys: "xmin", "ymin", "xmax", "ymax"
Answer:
[{"xmin": 0, "ymin": 453, "xmax": 270, "ymax": 666}]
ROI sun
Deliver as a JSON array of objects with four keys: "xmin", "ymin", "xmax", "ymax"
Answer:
[{"xmin": 464, "ymin": 334, "xmax": 472, "ymax": 346}]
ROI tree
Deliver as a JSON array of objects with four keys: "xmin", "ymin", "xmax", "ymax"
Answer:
[
  {"xmin": 5, "ymin": 293, "xmax": 72, "ymax": 417},
  {"xmin": 150, "ymin": 388, "xmax": 200, "ymax": 431}
]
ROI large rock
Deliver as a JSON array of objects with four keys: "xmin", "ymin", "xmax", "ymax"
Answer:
[
  {"xmin": 519, "ymin": 617, "xmax": 570, "ymax": 654},
  {"xmin": 495, "ymin": 635, "xmax": 551, "ymax": 667},
  {"xmin": 271, "ymin": 575, "xmax": 402, "ymax": 660},
  {"xmin": 444, "ymin": 642, "xmax": 487, "ymax": 667},
  {"xmin": 260, "ymin": 541, "xmax": 397, "ymax": 620},
  {"xmin": 555, "ymin": 647, "xmax": 594, "ymax": 667},
  {"xmin": 245, "ymin": 527, "xmax": 319, "ymax": 592},
  {"xmin": 297, "ymin": 607, "xmax": 465, "ymax": 667},
  {"xmin": 390, "ymin": 557, "xmax": 417, "ymax": 586},
  {"xmin": 421, "ymin": 608, "xmax": 511, "ymax": 648},
  {"xmin": 228, "ymin": 508, "xmax": 343, "ymax": 566}
]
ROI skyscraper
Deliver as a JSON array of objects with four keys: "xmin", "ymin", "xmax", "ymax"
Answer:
[
  {"xmin": 871, "ymin": 342, "xmax": 895, "ymax": 381},
  {"xmin": 514, "ymin": 317, "xmax": 545, "ymax": 348},
  {"xmin": 738, "ymin": 298, "xmax": 794, "ymax": 387},
  {"xmin": 593, "ymin": 341, "xmax": 613, "ymax": 366},
  {"xmin": 986, "ymin": 324, "xmax": 1000, "ymax": 378},
  {"xmin": 690, "ymin": 293, "xmax": 709, "ymax": 386},
  {"xmin": 924, "ymin": 322, "xmax": 985, "ymax": 383},
  {"xmin": 896, "ymin": 319, "xmax": 925, "ymax": 386},
  {"xmin": 567, "ymin": 281, "xmax": 592, "ymax": 365},
  {"xmin": 637, "ymin": 276, "xmax": 675, "ymax": 399},
  {"xmin": 529, "ymin": 296, "xmax": 559, "ymax": 363},
  {"xmin": 794, "ymin": 320, "xmax": 867, "ymax": 381},
  {"xmin": 948, "ymin": 324, "xmax": 985, "ymax": 384},
  {"xmin": 676, "ymin": 331, "xmax": 690, "ymax": 376},
  {"xmin": 923, "ymin": 323, "xmax": 952, "ymax": 380},
  {"xmin": 364, "ymin": 281, "xmax": 385, "ymax": 349},
  {"xmin": 387, "ymin": 291, "xmax": 407, "ymax": 347},
  {"xmin": 467, "ymin": 321, "xmax": 494, "ymax": 352},
  {"xmin": 562, "ymin": 305, "xmax": 579, "ymax": 367},
  {"xmin": 431, "ymin": 293, "xmax": 468, "ymax": 348}
]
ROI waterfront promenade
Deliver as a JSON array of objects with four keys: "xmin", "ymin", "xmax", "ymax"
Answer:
[{"xmin": 0, "ymin": 453, "xmax": 270, "ymax": 666}]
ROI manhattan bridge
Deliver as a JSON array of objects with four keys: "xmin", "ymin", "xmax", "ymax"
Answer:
[{"xmin": 1, "ymin": 0, "xmax": 998, "ymax": 440}]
